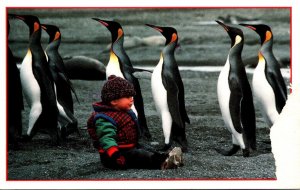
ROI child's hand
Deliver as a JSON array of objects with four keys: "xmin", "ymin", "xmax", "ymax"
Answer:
[
  {"xmin": 111, "ymin": 151, "xmax": 126, "ymax": 169},
  {"xmin": 107, "ymin": 146, "xmax": 126, "ymax": 169}
]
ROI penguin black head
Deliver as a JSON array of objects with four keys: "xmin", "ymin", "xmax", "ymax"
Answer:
[
  {"xmin": 145, "ymin": 24, "xmax": 178, "ymax": 46},
  {"xmin": 239, "ymin": 24, "xmax": 272, "ymax": 45},
  {"xmin": 41, "ymin": 24, "xmax": 61, "ymax": 43},
  {"xmin": 9, "ymin": 14, "xmax": 41, "ymax": 37},
  {"xmin": 216, "ymin": 20, "xmax": 244, "ymax": 47},
  {"xmin": 92, "ymin": 18, "xmax": 123, "ymax": 42}
]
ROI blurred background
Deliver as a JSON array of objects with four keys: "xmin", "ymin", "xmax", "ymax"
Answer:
[{"xmin": 8, "ymin": 8, "xmax": 290, "ymax": 68}]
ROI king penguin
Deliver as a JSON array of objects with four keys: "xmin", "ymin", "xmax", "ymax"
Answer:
[
  {"xmin": 9, "ymin": 14, "xmax": 59, "ymax": 144},
  {"xmin": 7, "ymin": 18, "xmax": 24, "ymax": 149},
  {"xmin": 240, "ymin": 24, "xmax": 287, "ymax": 127},
  {"xmin": 92, "ymin": 18, "xmax": 151, "ymax": 139},
  {"xmin": 145, "ymin": 24, "xmax": 190, "ymax": 152},
  {"xmin": 216, "ymin": 21, "xmax": 256, "ymax": 157},
  {"xmin": 41, "ymin": 24, "xmax": 79, "ymax": 138}
]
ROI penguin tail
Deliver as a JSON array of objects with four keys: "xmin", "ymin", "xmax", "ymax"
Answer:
[{"xmin": 215, "ymin": 144, "xmax": 240, "ymax": 156}]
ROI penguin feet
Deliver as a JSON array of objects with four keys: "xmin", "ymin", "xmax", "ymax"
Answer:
[
  {"xmin": 60, "ymin": 123, "xmax": 80, "ymax": 140},
  {"xmin": 179, "ymin": 144, "xmax": 188, "ymax": 153},
  {"xmin": 173, "ymin": 136, "xmax": 188, "ymax": 152},
  {"xmin": 160, "ymin": 143, "xmax": 172, "ymax": 152},
  {"xmin": 19, "ymin": 134, "xmax": 32, "ymax": 142},
  {"xmin": 215, "ymin": 144, "xmax": 240, "ymax": 156},
  {"xmin": 242, "ymin": 149, "xmax": 250, "ymax": 157}
]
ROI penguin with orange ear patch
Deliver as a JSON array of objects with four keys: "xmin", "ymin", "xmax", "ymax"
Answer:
[
  {"xmin": 92, "ymin": 18, "xmax": 151, "ymax": 140},
  {"xmin": 216, "ymin": 21, "xmax": 256, "ymax": 157},
  {"xmin": 41, "ymin": 24, "xmax": 79, "ymax": 138},
  {"xmin": 240, "ymin": 24, "xmax": 287, "ymax": 127},
  {"xmin": 9, "ymin": 14, "xmax": 59, "ymax": 144},
  {"xmin": 146, "ymin": 24, "xmax": 190, "ymax": 152}
]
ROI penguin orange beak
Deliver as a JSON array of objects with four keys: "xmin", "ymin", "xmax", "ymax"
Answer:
[
  {"xmin": 41, "ymin": 25, "xmax": 47, "ymax": 30},
  {"xmin": 239, "ymin": 23, "xmax": 257, "ymax": 31},
  {"xmin": 92, "ymin": 18, "xmax": 109, "ymax": 27},
  {"xmin": 145, "ymin": 24, "xmax": 163, "ymax": 33}
]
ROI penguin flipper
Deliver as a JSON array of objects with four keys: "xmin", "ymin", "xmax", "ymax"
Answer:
[
  {"xmin": 215, "ymin": 144, "xmax": 240, "ymax": 156},
  {"xmin": 178, "ymin": 87, "xmax": 190, "ymax": 124},
  {"xmin": 229, "ymin": 78, "xmax": 243, "ymax": 134},
  {"xmin": 165, "ymin": 79, "xmax": 188, "ymax": 150},
  {"xmin": 267, "ymin": 71, "xmax": 287, "ymax": 113},
  {"xmin": 165, "ymin": 78, "xmax": 184, "ymax": 129}
]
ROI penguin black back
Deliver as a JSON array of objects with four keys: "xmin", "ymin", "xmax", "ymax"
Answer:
[
  {"xmin": 41, "ymin": 24, "xmax": 77, "ymax": 113},
  {"xmin": 240, "ymin": 23, "xmax": 287, "ymax": 114},
  {"xmin": 10, "ymin": 14, "xmax": 59, "ymax": 143},
  {"xmin": 93, "ymin": 18, "xmax": 151, "ymax": 139},
  {"xmin": 146, "ymin": 24, "xmax": 190, "ymax": 151},
  {"xmin": 216, "ymin": 21, "xmax": 256, "ymax": 156}
]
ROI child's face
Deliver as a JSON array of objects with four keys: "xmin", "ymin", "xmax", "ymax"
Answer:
[{"xmin": 111, "ymin": 96, "xmax": 134, "ymax": 111}]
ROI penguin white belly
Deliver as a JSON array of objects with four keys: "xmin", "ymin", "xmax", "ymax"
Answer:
[
  {"xmin": 20, "ymin": 50, "xmax": 42, "ymax": 135},
  {"xmin": 106, "ymin": 61, "xmax": 124, "ymax": 79},
  {"xmin": 217, "ymin": 59, "xmax": 245, "ymax": 148},
  {"xmin": 151, "ymin": 57, "xmax": 172, "ymax": 144},
  {"xmin": 106, "ymin": 52, "xmax": 124, "ymax": 79},
  {"xmin": 252, "ymin": 60, "xmax": 278, "ymax": 126},
  {"xmin": 106, "ymin": 55, "xmax": 138, "ymax": 116}
]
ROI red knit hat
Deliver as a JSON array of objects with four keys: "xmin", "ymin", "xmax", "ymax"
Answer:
[{"xmin": 101, "ymin": 75, "xmax": 136, "ymax": 103}]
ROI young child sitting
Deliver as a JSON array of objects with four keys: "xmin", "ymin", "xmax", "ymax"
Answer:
[{"xmin": 87, "ymin": 75, "xmax": 183, "ymax": 170}]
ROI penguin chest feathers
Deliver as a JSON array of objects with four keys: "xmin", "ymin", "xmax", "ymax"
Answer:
[
  {"xmin": 253, "ymin": 54, "xmax": 277, "ymax": 117},
  {"xmin": 217, "ymin": 58, "xmax": 231, "ymax": 126},
  {"xmin": 151, "ymin": 54, "xmax": 168, "ymax": 111},
  {"xmin": 106, "ymin": 51, "xmax": 124, "ymax": 79},
  {"xmin": 20, "ymin": 49, "xmax": 41, "ymax": 106}
]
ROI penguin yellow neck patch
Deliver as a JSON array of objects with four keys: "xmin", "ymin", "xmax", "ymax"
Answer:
[
  {"xmin": 258, "ymin": 52, "xmax": 265, "ymax": 63},
  {"xmin": 109, "ymin": 51, "xmax": 119, "ymax": 63},
  {"xmin": 233, "ymin": 35, "xmax": 242, "ymax": 46}
]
